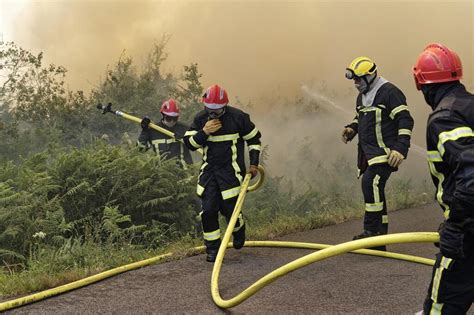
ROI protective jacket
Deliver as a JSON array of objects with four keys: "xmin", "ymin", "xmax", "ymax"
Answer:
[
  {"xmin": 137, "ymin": 121, "xmax": 193, "ymax": 167},
  {"xmin": 425, "ymin": 83, "xmax": 474, "ymax": 222},
  {"xmin": 346, "ymin": 81, "xmax": 414, "ymax": 174},
  {"xmin": 183, "ymin": 106, "xmax": 261, "ymax": 200}
]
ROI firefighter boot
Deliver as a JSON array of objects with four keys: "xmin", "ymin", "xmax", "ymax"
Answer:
[
  {"xmin": 205, "ymin": 239, "xmax": 221, "ymax": 262},
  {"xmin": 352, "ymin": 230, "xmax": 386, "ymax": 251},
  {"xmin": 206, "ymin": 250, "xmax": 218, "ymax": 262},
  {"xmin": 232, "ymin": 224, "xmax": 246, "ymax": 250}
]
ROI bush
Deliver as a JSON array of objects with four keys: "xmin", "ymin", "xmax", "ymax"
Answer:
[{"xmin": 0, "ymin": 141, "xmax": 199, "ymax": 267}]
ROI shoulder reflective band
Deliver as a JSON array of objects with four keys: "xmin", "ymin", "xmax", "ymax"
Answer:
[
  {"xmin": 389, "ymin": 105, "xmax": 409, "ymax": 119},
  {"xmin": 437, "ymin": 127, "xmax": 474, "ymax": 156}
]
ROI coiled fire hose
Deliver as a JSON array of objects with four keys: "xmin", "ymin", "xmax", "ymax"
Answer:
[
  {"xmin": 210, "ymin": 168, "xmax": 438, "ymax": 308},
  {"xmin": 0, "ymin": 166, "xmax": 438, "ymax": 312}
]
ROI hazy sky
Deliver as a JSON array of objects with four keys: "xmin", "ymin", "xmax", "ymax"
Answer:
[
  {"xmin": 1, "ymin": 0, "xmax": 473, "ymax": 177},
  {"xmin": 2, "ymin": 0, "xmax": 472, "ymax": 98}
]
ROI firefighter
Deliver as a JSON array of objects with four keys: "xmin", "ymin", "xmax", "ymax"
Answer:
[
  {"xmin": 342, "ymin": 57, "xmax": 414, "ymax": 247},
  {"xmin": 183, "ymin": 84, "xmax": 261, "ymax": 262},
  {"xmin": 138, "ymin": 99, "xmax": 193, "ymax": 167},
  {"xmin": 413, "ymin": 43, "xmax": 474, "ymax": 314}
]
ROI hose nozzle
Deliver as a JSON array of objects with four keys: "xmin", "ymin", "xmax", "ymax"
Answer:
[{"xmin": 97, "ymin": 102, "xmax": 113, "ymax": 114}]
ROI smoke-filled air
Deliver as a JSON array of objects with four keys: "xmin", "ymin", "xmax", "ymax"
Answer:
[{"xmin": 2, "ymin": 0, "xmax": 473, "ymax": 178}]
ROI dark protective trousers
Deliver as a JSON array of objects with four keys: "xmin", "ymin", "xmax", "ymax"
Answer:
[
  {"xmin": 423, "ymin": 234, "xmax": 474, "ymax": 314},
  {"xmin": 361, "ymin": 164, "xmax": 393, "ymax": 234},
  {"xmin": 200, "ymin": 176, "xmax": 245, "ymax": 253}
]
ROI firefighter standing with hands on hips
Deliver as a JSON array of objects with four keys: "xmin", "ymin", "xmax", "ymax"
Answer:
[
  {"xmin": 138, "ymin": 99, "xmax": 193, "ymax": 167},
  {"xmin": 342, "ymin": 57, "xmax": 414, "ymax": 249},
  {"xmin": 183, "ymin": 84, "xmax": 261, "ymax": 262},
  {"xmin": 413, "ymin": 43, "xmax": 474, "ymax": 314}
]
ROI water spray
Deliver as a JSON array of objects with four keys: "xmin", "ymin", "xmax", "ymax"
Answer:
[{"xmin": 301, "ymin": 85, "xmax": 427, "ymax": 158}]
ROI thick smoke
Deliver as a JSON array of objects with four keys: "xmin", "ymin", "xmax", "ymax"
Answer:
[{"xmin": 3, "ymin": 0, "xmax": 473, "ymax": 181}]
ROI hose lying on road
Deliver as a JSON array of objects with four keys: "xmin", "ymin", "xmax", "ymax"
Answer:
[
  {"xmin": 210, "ymin": 168, "xmax": 439, "ymax": 308},
  {"xmin": 0, "ymin": 166, "xmax": 438, "ymax": 311},
  {"xmin": 212, "ymin": 234, "xmax": 438, "ymax": 309}
]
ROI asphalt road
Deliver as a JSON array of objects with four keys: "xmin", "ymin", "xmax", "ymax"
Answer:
[{"xmin": 7, "ymin": 203, "xmax": 472, "ymax": 314}]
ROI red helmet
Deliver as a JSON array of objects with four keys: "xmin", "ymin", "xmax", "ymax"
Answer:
[
  {"xmin": 202, "ymin": 84, "xmax": 229, "ymax": 109},
  {"xmin": 160, "ymin": 99, "xmax": 180, "ymax": 117},
  {"xmin": 413, "ymin": 43, "xmax": 463, "ymax": 90}
]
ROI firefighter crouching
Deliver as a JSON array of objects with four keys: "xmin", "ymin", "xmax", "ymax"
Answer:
[
  {"xmin": 413, "ymin": 43, "xmax": 474, "ymax": 314},
  {"xmin": 138, "ymin": 99, "xmax": 193, "ymax": 167},
  {"xmin": 183, "ymin": 84, "xmax": 261, "ymax": 262},
  {"xmin": 342, "ymin": 57, "xmax": 414, "ymax": 249}
]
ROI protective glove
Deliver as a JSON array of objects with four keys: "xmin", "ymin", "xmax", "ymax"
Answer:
[
  {"xmin": 248, "ymin": 165, "xmax": 259, "ymax": 179},
  {"xmin": 141, "ymin": 116, "xmax": 151, "ymax": 130},
  {"xmin": 342, "ymin": 127, "xmax": 355, "ymax": 143},
  {"xmin": 439, "ymin": 220, "xmax": 465, "ymax": 259},
  {"xmin": 388, "ymin": 150, "xmax": 404, "ymax": 168},
  {"xmin": 203, "ymin": 119, "xmax": 222, "ymax": 135}
]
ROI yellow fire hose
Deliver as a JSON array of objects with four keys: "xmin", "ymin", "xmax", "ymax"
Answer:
[
  {"xmin": 96, "ymin": 102, "xmax": 204, "ymax": 154},
  {"xmin": 0, "ymin": 166, "xmax": 439, "ymax": 312},
  {"xmin": 210, "ymin": 168, "xmax": 439, "ymax": 308}
]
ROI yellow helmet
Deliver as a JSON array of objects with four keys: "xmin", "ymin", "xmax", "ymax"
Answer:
[{"xmin": 345, "ymin": 57, "xmax": 377, "ymax": 79}]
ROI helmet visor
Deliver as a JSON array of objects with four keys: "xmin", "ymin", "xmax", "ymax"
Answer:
[
  {"xmin": 163, "ymin": 114, "xmax": 178, "ymax": 122},
  {"xmin": 206, "ymin": 107, "xmax": 225, "ymax": 119},
  {"xmin": 345, "ymin": 69, "xmax": 355, "ymax": 80}
]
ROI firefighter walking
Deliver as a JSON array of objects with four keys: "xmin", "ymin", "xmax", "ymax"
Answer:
[
  {"xmin": 342, "ymin": 57, "xmax": 414, "ymax": 247},
  {"xmin": 138, "ymin": 99, "xmax": 193, "ymax": 167},
  {"xmin": 183, "ymin": 84, "xmax": 261, "ymax": 262},
  {"xmin": 413, "ymin": 43, "xmax": 474, "ymax": 314}
]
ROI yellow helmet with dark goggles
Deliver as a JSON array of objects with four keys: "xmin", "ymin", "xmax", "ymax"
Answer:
[{"xmin": 345, "ymin": 57, "xmax": 377, "ymax": 79}]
